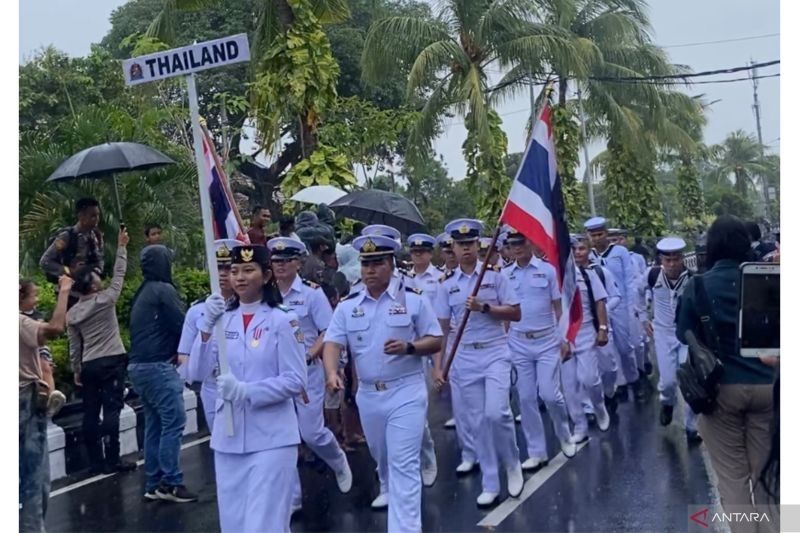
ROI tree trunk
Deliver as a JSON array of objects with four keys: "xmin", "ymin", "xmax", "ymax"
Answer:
[{"xmin": 558, "ymin": 76, "xmax": 568, "ymax": 107}]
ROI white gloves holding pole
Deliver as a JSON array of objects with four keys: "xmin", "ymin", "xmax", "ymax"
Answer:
[{"xmin": 201, "ymin": 293, "xmax": 226, "ymax": 334}]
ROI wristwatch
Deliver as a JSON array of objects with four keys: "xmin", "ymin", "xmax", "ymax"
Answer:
[
  {"xmin": 481, "ymin": 303, "xmax": 491, "ymax": 314},
  {"xmin": 598, "ymin": 325, "xmax": 609, "ymax": 332},
  {"xmin": 406, "ymin": 342, "xmax": 417, "ymax": 355}
]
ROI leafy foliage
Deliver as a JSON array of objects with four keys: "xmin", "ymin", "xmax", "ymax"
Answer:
[
  {"xmin": 463, "ymin": 109, "xmax": 510, "ymax": 224},
  {"xmin": 550, "ymin": 103, "xmax": 586, "ymax": 227},
  {"xmin": 281, "ymin": 143, "xmax": 358, "ymax": 196}
]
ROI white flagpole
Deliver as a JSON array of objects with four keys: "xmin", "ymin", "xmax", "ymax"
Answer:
[{"xmin": 186, "ymin": 72, "xmax": 235, "ymax": 437}]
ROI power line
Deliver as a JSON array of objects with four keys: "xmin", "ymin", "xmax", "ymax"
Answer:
[
  {"xmin": 661, "ymin": 32, "xmax": 779, "ymax": 49},
  {"xmin": 602, "ymin": 73, "xmax": 780, "ymax": 86},
  {"xmin": 590, "ymin": 59, "xmax": 779, "ymax": 82}
]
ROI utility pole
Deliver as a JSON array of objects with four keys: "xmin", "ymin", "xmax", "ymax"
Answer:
[
  {"xmin": 576, "ymin": 85, "xmax": 596, "ymax": 215},
  {"xmin": 750, "ymin": 59, "xmax": 772, "ymax": 222}
]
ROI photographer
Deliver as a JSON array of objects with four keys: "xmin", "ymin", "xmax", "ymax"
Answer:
[
  {"xmin": 67, "ymin": 228, "xmax": 136, "ymax": 475},
  {"xmin": 676, "ymin": 215, "xmax": 776, "ymax": 531}
]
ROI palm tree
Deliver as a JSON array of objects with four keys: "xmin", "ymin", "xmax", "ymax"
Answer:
[
  {"xmin": 710, "ymin": 129, "xmax": 768, "ymax": 196},
  {"xmin": 360, "ymin": 0, "xmax": 577, "ymax": 220}
]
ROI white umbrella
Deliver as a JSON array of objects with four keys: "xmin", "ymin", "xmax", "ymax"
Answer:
[{"xmin": 290, "ymin": 185, "xmax": 347, "ymax": 205}]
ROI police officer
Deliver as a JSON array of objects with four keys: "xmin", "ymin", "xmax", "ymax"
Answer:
[
  {"xmin": 505, "ymin": 229, "xmax": 577, "ymax": 466},
  {"xmin": 637, "ymin": 237, "xmax": 699, "ymax": 441},
  {"xmin": 585, "ymin": 217, "xmax": 642, "ymax": 399},
  {"xmin": 192, "ymin": 244, "xmax": 307, "ymax": 533},
  {"xmin": 564, "ymin": 236, "xmax": 612, "ymax": 442},
  {"xmin": 434, "ymin": 219, "xmax": 524, "ymax": 507},
  {"xmin": 180, "ymin": 239, "xmax": 243, "ymax": 432},
  {"xmin": 267, "ymin": 237, "xmax": 354, "ymax": 513},
  {"xmin": 323, "ymin": 234, "xmax": 442, "ymax": 532}
]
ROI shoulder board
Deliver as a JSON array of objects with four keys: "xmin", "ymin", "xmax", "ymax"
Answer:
[
  {"xmin": 398, "ymin": 268, "xmax": 415, "ymax": 278},
  {"xmin": 351, "ymin": 278, "xmax": 361, "ymax": 287},
  {"xmin": 491, "ymin": 264, "xmax": 502, "ymax": 272},
  {"xmin": 439, "ymin": 270, "xmax": 455, "ymax": 282},
  {"xmin": 190, "ymin": 295, "xmax": 209, "ymax": 307},
  {"xmin": 277, "ymin": 304, "xmax": 290, "ymax": 313},
  {"xmin": 435, "ymin": 265, "xmax": 445, "ymax": 272},
  {"xmin": 503, "ymin": 262, "xmax": 514, "ymax": 269},
  {"xmin": 405, "ymin": 287, "xmax": 423, "ymax": 295},
  {"xmin": 341, "ymin": 291, "xmax": 360, "ymax": 302},
  {"xmin": 302, "ymin": 279, "xmax": 320, "ymax": 289}
]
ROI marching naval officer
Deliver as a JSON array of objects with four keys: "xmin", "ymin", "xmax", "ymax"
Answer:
[
  {"xmin": 267, "ymin": 237, "xmax": 354, "ymax": 513},
  {"xmin": 433, "ymin": 218, "xmax": 524, "ymax": 507},
  {"xmin": 323, "ymin": 234, "xmax": 443, "ymax": 532}
]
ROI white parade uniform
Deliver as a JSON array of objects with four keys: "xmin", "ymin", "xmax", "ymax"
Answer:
[
  {"xmin": 506, "ymin": 258, "xmax": 572, "ymax": 459},
  {"xmin": 435, "ymin": 262, "xmax": 521, "ymax": 495},
  {"xmin": 629, "ymin": 251, "xmax": 649, "ymax": 371},
  {"xmin": 178, "ymin": 299, "xmax": 218, "ymax": 431},
  {"xmin": 325, "ymin": 277, "xmax": 441, "ymax": 532},
  {"xmin": 587, "ymin": 264, "xmax": 621, "ymax": 397},
  {"xmin": 191, "ymin": 302, "xmax": 307, "ymax": 533},
  {"xmin": 280, "ymin": 275, "xmax": 350, "ymax": 508}
]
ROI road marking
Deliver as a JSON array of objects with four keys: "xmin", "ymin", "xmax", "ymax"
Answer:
[
  {"xmin": 49, "ymin": 436, "xmax": 211, "ymax": 498},
  {"xmin": 477, "ymin": 440, "xmax": 589, "ymax": 528}
]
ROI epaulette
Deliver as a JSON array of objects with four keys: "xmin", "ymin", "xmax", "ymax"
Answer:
[
  {"xmin": 398, "ymin": 267, "xmax": 415, "ymax": 278},
  {"xmin": 503, "ymin": 262, "xmax": 514, "ymax": 269},
  {"xmin": 435, "ymin": 265, "xmax": 445, "ymax": 272},
  {"xmin": 341, "ymin": 291, "xmax": 360, "ymax": 302},
  {"xmin": 439, "ymin": 270, "xmax": 456, "ymax": 282},
  {"xmin": 302, "ymin": 278, "xmax": 320, "ymax": 289},
  {"xmin": 277, "ymin": 304, "xmax": 291, "ymax": 313},
  {"xmin": 405, "ymin": 286, "xmax": 423, "ymax": 295},
  {"xmin": 190, "ymin": 295, "xmax": 209, "ymax": 307}
]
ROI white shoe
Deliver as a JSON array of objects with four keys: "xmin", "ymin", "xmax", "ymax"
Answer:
[
  {"xmin": 560, "ymin": 439, "xmax": 577, "ymax": 458},
  {"xmin": 476, "ymin": 491, "xmax": 499, "ymax": 506},
  {"xmin": 506, "ymin": 462, "xmax": 524, "ymax": 498},
  {"xmin": 336, "ymin": 462, "xmax": 353, "ymax": 493},
  {"xmin": 596, "ymin": 405, "xmax": 611, "ymax": 432},
  {"xmin": 570, "ymin": 433, "xmax": 588, "ymax": 444},
  {"xmin": 371, "ymin": 493, "xmax": 389, "ymax": 509},
  {"xmin": 521, "ymin": 456, "xmax": 547, "ymax": 471},
  {"xmin": 515, "ymin": 413, "xmax": 522, "ymax": 423},
  {"xmin": 421, "ymin": 464, "xmax": 438, "ymax": 487},
  {"xmin": 456, "ymin": 460, "xmax": 476, "ymax": 474},
  {"xmin": 444, "ymin": 418, "xmax": 456, "ymax": 429},
  {"xmin": 290, "ymin": 501, "xmax": 302, "ymax": 516}
]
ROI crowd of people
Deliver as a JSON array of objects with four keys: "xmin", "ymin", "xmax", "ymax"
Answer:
[{"xmin": 19, "ymin": 196, "xmax": 779, "ymax": 533}]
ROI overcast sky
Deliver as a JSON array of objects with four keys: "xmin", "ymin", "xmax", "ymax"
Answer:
[{"xmin": 20, "ymin": 0, "xmax": 780, "ymax": 181}]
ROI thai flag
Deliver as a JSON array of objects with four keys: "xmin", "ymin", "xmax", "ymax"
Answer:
[
  {"xmin": 201, "ymin": 128, "xmax": 249, "ymax": 243},
  {"xmin": 499, "ymin": 105, "xmax": 582, "ymax": 342}
]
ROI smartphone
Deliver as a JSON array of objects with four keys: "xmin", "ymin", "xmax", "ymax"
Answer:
[{"xmin": 738, "ymin": 262, "xmax": 779, "ymax": 357}]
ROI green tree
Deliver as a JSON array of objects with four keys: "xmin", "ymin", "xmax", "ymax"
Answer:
[{"xmin": 710, "ymin": 129, "xmax": 769, "ymax": 196}]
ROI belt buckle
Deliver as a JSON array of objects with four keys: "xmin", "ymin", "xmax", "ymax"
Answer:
[
  {"xmin": 375, "ymin": 381, "xmax": 387, "ymax": 391},
  {"xmin": 525, "ymin": 331, "xmax": 537, "ymax": 339},
  {"xmin": 473, "ymin": 342, "xmax": 484, "ymax": 349}
]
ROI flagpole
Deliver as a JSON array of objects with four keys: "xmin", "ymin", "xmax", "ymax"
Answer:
[
  {"xmin": 187, "ymin": 72, "xmax": 235, "ymax": 437},
  {"xmin": 442, "ymin": 82, "xmax": 555, "ymax": 382}
]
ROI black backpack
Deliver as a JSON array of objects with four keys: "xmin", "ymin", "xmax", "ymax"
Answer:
[{"xmin": 677, "ymin": 276, "xmax": 724, "ymax": 415}]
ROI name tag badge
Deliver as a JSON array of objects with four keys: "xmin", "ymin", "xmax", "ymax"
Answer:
[
  {"xmin": 289, "ymin": 300, "xmax": 304, "ymax": 306},
  {"xmin": 388, "ymin": 305, "xmax": 407, "ymax": 315},
  {"xmin": 449, "ymin": 286, "xmax": 461, "ymax": 294},
  {"xmin": 225, "ymin": 331, "xmax": 239, "ymax": 340},
  {"xmin": 479, "ymin": 283, "xmax": 496, "ymax": 289}
]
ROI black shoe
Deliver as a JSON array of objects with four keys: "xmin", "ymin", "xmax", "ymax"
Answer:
[
  {"xmin": 659, "ymin": 405, "xmax": 674, "ymax": 426},
  {"xmin": 605, "ymin": 394, "xmax": 618, "ymax": 415},
  {"xmin": 156, "ymin": 484, "xmax": 198, "ymax": 503},
  {"xmin": 644, "ymin": 361, "xmax": 654, "ymax": 376},
  {"xmin": 615, "ymin": 385, "xmax": 629, "ymax": 401},
  {"xmin": 686, "ymin": 430, "xmax": 703, "ymax": 444},
  {"xmin": 105, "ymin": 460, "xmax": 137, "ymax": 474},
  {"xmin": 633, "ymin": 380, "xmax": 647, "ymax": 401},
  {"xmin": 585, "ymin": 413, "xmax": 597, "ymax": 426}
]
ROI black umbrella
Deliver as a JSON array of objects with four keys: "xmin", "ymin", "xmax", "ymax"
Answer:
[
  {"xmin": 47, "ymin": 142, "xmax": 176, "ymax": 222},
  {"xmin": 329, "ymin": 189, "xmax": 426, "ymax": 234}
]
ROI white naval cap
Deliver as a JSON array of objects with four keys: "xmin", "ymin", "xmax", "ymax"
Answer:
[
  {"xmin": 353, "ymin": 234, "xmax": 400, "ymax": 261},
  {"xmin": 583, "ymin": 216, "xmax": 607, "ymax": 231},
  {"xmin": 436, "ymin": 232, "xmax": 454, "ymax": 248},
  {"xmin": 362, "ymin": 224, "xmax": 401, "ymax": 241},
  {"xmin": 407, "ymin": 233, "xmax": 436, "ymax": 249},
  {"xmin": 267, "ymin": 236, "xmax": 307, "ymax": 259},
  {"xmin": 656, "ymin": 237, "xmax": 687, "ymax": 255},
  {"xmin": 214, "ymin": 239, "xmax": 245, "ymax": 264},
  {"xmin": 445, "ymin": 218, "xmax": 484, "ymax": 241},
  {"xmin": 479, "ymin": 237, "xmax": 493, "ymax": 250}
]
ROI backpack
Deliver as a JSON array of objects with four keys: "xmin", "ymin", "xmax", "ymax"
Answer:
[
  {"xmin": 45, "ymin": 227, "xmax": 80, "ymax": 283},
  {"xmin": 677, "ymin": 276, "xmax": 724, "ymax": 415}
]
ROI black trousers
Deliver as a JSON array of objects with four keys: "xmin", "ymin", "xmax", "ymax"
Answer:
[{"xmin": 81, "ymin": 355, "xmax": 126, "ymax": 467}]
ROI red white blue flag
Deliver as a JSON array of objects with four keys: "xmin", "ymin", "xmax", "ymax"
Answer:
[
  {"xmin": 201, "ymin": 127, "xmax": 249, "ymax": 243},
  {"xmin": 499, "ymin": 105, "xmax": 582, "ymax": 342}
]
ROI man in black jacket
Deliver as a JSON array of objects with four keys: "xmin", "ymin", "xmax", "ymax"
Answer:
[{"xmin": 126, "ymin": 245, "xmax": 197, "ymax": 503}]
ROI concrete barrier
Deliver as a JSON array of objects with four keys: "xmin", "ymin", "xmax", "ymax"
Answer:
[{"xmin": 47, "ymin": 421, "xmax": 66, "ymax": 480}]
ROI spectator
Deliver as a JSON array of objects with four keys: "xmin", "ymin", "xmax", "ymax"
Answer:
[
  {"xmin": 144, "ymin": 224, "xmax": 163, "ymax": 246},
  {"xmin": 278, "ymin": 215, "xmax": 300, "ymax": 240},
  {"xmin": 39, "ymin": 197, "xmax": 105, "ymax": 306},
  {"xmin": 336, "ymin": 243, "xmax": 360, "ymax": 287},
  {"xmin": 677, "ymin": 215, "xmax": 776, "ymax": 530},
  {"xmin": 631, "ymin": 236, "xmax": 650, "ymax": 262},
  {"xmin": 126, "ymin": 245, "xmax": 196, "ymax": 503},
  {"xmin": 301, "ymin": 237, "xmax": 328, "ymax": 285},
  {"xmin": 247, "ymin": 206, "xmax": 271, "ymax": 246},
  {"xmin": 321, "ymin": 249, "xmax": 350, "ymax": 297},
  {"xmin": 744, "ymin": 220, "xmax": 776, "ymax": 261},
  {"xmin": 19, "ymin": 275, "xmax": 73, "ymax": 532},
  {"xmin": 67, "ymin": 228, "xmax": 136, "ymax": 475}
]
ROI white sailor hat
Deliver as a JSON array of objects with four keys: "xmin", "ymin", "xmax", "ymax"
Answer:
[
  {"xmin": 362, "ymin": 224, "xmax": 401, "ymax": 241},
  {"xmin": 267, "ymin": 237, "xmax": 307, "ymax": 259},
  {"xmin": 407, "ymin": 233, "xmax": 436, "ymax": 250},
  {"xmin": 584, "ymin": 216, "xmax": 608, "ymax": 231},
  {"xmin": 214, "ymin": 239, "xmax": 245, "ymax": 264},
  {"xmin": 479, "ymin": 237, "xmax": 493, "ymax": 250},
  {"xmin": 570, "ymin": 233, "xmax": 588, "ymax": 245},
  {"xmin": 353, "ymin": 234, "xmax": 400, "ymax": 261},
  {"xmin": 436, "ymin": 232, "xmax": 454, "ymax": 248},
  {"xmin": 445, "ymin": 218, "xmax": 483, "ymax": 242},
  {"xmin": 656, "ymin": 237, "xmax": 686, "ymax": 255}
]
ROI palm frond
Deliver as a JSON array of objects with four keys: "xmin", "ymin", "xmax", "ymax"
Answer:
[{"xmin": 407, "ymin": 40, "xmax": 466, "ymax": 98}]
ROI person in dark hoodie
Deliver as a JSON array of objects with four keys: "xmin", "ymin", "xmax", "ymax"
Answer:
[{"xmin": 126, "ymin": 245, "xmax": 197, "ymax": 503}]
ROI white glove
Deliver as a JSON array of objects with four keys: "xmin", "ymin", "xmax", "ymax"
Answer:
[
  {"xmin": 201, "ymin": 293, "xmax": 226, "ymax": 333},
  {"xmin": 217, "ymin": 372, "xmax": 248, "ymax": 403}
]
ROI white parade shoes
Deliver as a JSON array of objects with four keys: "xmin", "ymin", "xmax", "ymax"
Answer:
[
  {"xmin": 371, "ymin": 493, "xmax": 389, "ymax": 509},
  {"xmin": 476, "ymin": 491, "xmax": 499, "ymax": 507},
  {"xmin": 507, "ymin": 462, "xmax": 524, "ymax": 498},
  {"xmin": 560, "ymin": 439, "xmax": 577, "ymax": 458},
  {"xmin": 421, "ymin": 464, "xmax": 438, "ymax": 487},
  {"xmin": 521, "ymin": 456, "xmax": 547, "ymax": 471},
  {"xmin": 456, "ymin": 460, "xmax": 477, "ymax": 474},
  {"xmin": 336, "ymin": 462, "xmax": 353, "ymax": 493},
  {"xmin": 596, "ymin": 406, "xmax": 611, "ymax": 432},
  {"xmin": 570, "ymin": 433, "xmax": 588, "ymax": 444}
]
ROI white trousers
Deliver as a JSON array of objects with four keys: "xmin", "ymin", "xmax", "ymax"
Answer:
[
  {"xmin": 449, "ymin": 368, "xmax": 477, "ymax": 463},
  {"xmin": 653, "ymin": 327, "xmax": 698, "ymax": 431},
  {"xmin": 562, "ymin": 325, "xmax": 605, "ymax": 436}
]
